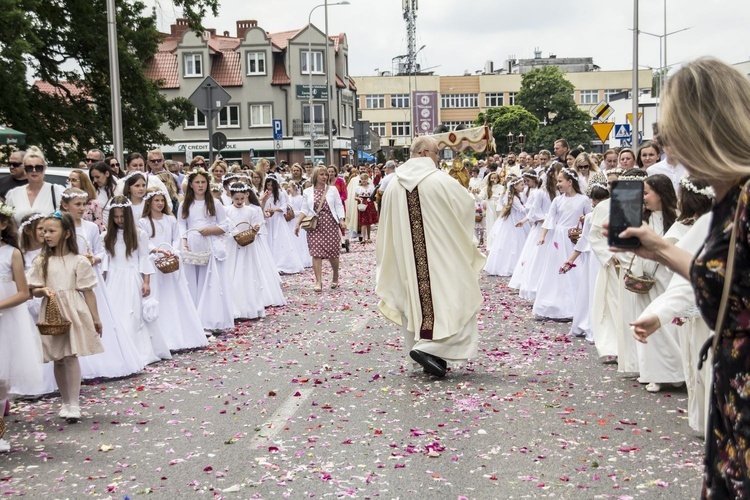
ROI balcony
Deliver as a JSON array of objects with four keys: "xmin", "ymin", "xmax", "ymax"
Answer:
[{"xmin": 292, "ymin": 119, "xmax": 326, "ymax": 137}]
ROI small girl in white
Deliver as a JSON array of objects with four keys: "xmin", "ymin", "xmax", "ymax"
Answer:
[
  {"xmin": 178, "ymin": 169, "xmax": 234, "ymax": 333},
  {"xmin": 122, "ymin": 173, "xmax": 148, "ymax": 221},
  {"xmin": 61, "ymin": 188, "xmax": 144, "ymax": 380},
  {"xmin": 245, "ymin": 187, "xmax": 286, "ymax": 307},
  {"xmin": 532, "ymin": 167, "xmax": 592, "ymax": 320},
  {"xmin": 225, "ymin": 182, "xmax": 266, "ymax": 320},
  {"xmin": 138, "ymin": 188, "xmax": 208, "ymax": 351},
  {"xmin": 0, "ymin": 204, "xmax": 43, "ymax": 452},
  {"xmin": 286, "ymin": 182, "xmax": 312, "ymax": 268},
  {"xmin": 484, "ymin": 177, "xmax": 529, "ymax": 276},
  {"xmin": 103, "ymin": 196, "xmax": 171, "ymax": 365},
  {"xmin": 27, "ymin": 212, "xmax": 103, "ymax": 423}
]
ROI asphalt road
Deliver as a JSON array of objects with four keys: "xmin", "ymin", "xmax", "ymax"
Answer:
[{"xmin": 1, "ymin": 240, "xmax": 704, "ymax": 499}]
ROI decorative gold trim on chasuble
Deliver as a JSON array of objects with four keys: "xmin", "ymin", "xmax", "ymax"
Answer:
[{"xmin": 406, "ymin": 187, "xmax": 435, "ymax": 340}]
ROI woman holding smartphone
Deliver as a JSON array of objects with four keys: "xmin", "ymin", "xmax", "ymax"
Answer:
[{"xmin": 613, "ymin": 58, "xmax": 750, "ymax": 498}]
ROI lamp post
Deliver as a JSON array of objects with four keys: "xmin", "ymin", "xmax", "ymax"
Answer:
[
  {"xmin": 324, "ymin": 0, "xmax": 350, "ymax": 167},
  {"xmin": 518, "ymin": 132, "xmax": 525, "ymax": 151},
  {"xmin": 507, "ymin": 131, "xmax": 515, "ymax": 153},
  {"xmin": 307, "ymin": 1, "xmax": 349, "ymax": 166}
]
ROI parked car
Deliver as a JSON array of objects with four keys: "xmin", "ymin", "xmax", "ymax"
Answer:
[{"xmin": 0, "ymin": 165, "xmax": 73, "ymax": 187}]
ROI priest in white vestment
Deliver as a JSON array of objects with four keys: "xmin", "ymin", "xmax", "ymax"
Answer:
[{"xmin": 375, "ymin": 136, "xmax": 486, "ymax": 377}]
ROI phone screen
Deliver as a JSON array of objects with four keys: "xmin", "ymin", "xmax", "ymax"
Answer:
[{"xmin": 608, "ymin": 180, "xmax": 644, "ymax": 248}]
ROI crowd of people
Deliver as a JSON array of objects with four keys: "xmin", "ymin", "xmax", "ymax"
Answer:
[{"xmin": 0, "ymin": 146, "xmax": 387, "ymax": 452}]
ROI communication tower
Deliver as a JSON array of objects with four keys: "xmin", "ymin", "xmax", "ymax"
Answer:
[{"xmin": 403, "ymin": 0, "xmax": 418, "ymax": 74}]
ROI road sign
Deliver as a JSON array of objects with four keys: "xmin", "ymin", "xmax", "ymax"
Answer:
[
  {"xmin": 589, "ymin": 100, "xmax": 614, "ymax": 122},
  {"xmin": 614, "ymin": 124, "xmax": 631, "ymax": 140},
  {"xmin": 619, "ymin": 131, "xmax": 643, "ymax": 148},
  {"xmin": 626, "ymin": 112, "xmax": 643, "ymax": 125},
  {"xmin": 348, "ymin": 149, "xmax": 354, "ymax": 158},
  {"xmin": 212, "ymin": 132, "xmax": 227, "ymax": 151},
  {"xmin": 188, "ymin": 76, "xmax": 231, "ymax": 120},
  {"xmin": 591, "ymin": 122, "xmax": 615, "ymax": 143},
  {"xmin": 274, "ymin": 140, "xmax": 282, "ymax": 150},
  {"xmin": 273, "ymin": 119, "xmax": 283, "ymax": 140}
]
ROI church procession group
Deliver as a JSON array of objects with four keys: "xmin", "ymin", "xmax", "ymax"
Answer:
[
  {"xmin": 0, "ymin": 146, "xmax": 384, "ymax": 452},
  {"xmin": 454, "ymin": 138, "xmax": 709, "ymax": 433}
]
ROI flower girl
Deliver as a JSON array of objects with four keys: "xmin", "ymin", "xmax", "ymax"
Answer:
[
  {"xmin": 245, "ymin": 187, "xmax": 286, "ymax": 307},
  {"xmin": 484, "ymin": 177, "xmax": 529, "ymax": 276},
  {"xmin": 0, "ymin": 204, "xmax": 43, "ymax": 451},
  {"xmin": 139, "ymin": 188, "xmax": 207, "ymax": 351}
]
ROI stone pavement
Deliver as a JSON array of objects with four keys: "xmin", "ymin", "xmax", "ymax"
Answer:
[{"xmin": 1, "ymin": 240, "xmax": 704, "ymax": 499}]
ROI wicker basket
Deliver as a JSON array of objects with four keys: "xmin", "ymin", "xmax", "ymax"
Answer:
[
  {"xmin": 37, "ymin": 292, "xmax": 72, "ymax": 336},
  {"xmin": 475, "ymin": 214, "xmax": 484, "ymax": 223},
  {"xmin": 624, "ymin": 271, "xmax": 657, "ymax": 294},
  {"xmin": 284, "ymin": 206, "xmax": 295, "ymax": 222},
  {"xmin": 0, "ymin": 416, "xmax": 6, "ymax": 439},
  {"xmin": 233, "ymin": 222, "xmax": 256, "ymax": 247},
  {"xmin": 182, "ymin": 229, "xmax": 211, "ymax": 266},
  {"xmin": 154, "ymin": 243, "xmax": 180, "ymax": 274}
]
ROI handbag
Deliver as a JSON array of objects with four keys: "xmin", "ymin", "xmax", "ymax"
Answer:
[
  {"xmin": 300, "ymin": 187, "xmax": 328, "ymax": 232},
  {"xmin": 623, "ymin": 254, "xmax": 658, "ymax": 294}
]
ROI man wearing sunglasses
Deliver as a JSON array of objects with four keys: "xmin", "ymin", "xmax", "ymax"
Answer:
[
  {"xmin": 85, "ymin": 149, "xmax": 105, "ymax": 165},
  {"xmin": 0, "ymin": 150, "xmax": 27, "ymax": 200}
]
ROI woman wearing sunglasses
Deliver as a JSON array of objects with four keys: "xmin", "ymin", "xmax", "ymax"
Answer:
[{"xmin": 4, "ymin": 146, "xmax": 65, "ymax": 223}]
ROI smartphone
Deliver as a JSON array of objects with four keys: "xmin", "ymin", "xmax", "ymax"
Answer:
[{"xmin": 608, "ymin": 180, "xmax": 644, "ymax": 248}]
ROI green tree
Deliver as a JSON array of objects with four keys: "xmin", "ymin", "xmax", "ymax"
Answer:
[
  {"xmin": 516, "ymin": 66, "xmax": 594, "ymax": 152},
  {"xmin": 651, "ymin": 68, "xmax": 668, "ymax": 97},
  {"xmin": 475, "ymin": 105, "xmax": 539, "ymax": 154},
  {"xmin": 0, "ymin": 0, "xmax": 218, "ymax": 165}
]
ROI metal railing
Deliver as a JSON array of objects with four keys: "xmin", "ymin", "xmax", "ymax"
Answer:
[{"xmin": 292, "ymin": 119, "xmax": 326, "ymax": 137}]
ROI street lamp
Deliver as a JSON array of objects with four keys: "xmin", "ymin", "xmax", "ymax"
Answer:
[
  {"xmin": 507, "ymin": 131, "xmax": 515, "ymax": 153},
  {"xmin": 307, "ymin": 0, "xmax": 349, "ymax": 166},
  {"xmin": 518, "ymin": 132, "xmax": 525, "ymax": 151}
]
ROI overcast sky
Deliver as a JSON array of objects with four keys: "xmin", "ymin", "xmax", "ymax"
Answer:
[{"xmin": 153, "ymin": 0, "xmax": 749, "ymax": 76}]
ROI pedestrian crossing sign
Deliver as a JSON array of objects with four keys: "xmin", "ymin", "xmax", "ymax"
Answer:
[{"xmin": 614, "ymin": 124, "xmax": 631, "ymax": 139}]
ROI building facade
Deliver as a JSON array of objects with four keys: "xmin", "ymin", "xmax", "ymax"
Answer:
[
  {"xmin": 146, "ymin": 19, "xmax": 357, "ymax": 166},
  {"xmin": 354, "ymin": 69, "xmax": 652, "ymax": 152}
]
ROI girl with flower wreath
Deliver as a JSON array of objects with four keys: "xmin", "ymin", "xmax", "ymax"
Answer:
[{"xmin": 484, "ymin": 176, "xmax": 529, "ymax": 276}]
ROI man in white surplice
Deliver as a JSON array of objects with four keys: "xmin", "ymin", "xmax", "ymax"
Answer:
[{"xmin": 375, "ymin": 136, "xmax": 486, "ymax": 377}]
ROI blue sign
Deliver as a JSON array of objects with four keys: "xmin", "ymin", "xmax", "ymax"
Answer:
[
  {"xmin": 619, "ymin": 131, "xmax": 643, "ymax": 148},
  {"xmin": 614, "ymin": 124, "xmax": 631, "ymax": 140},
  {"xmin": 272, "ymin": 119, "xmax": 283, "ymax": 140}
]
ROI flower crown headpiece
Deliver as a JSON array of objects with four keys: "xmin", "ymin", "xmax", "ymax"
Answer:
[
  {"xmin": 0, "ymin": 202, "xmax": 15, "ymax": 218},
  {"xmin": 588, "ymin": 182, "xmax": 608, "ymax": 192},
  {"xmin": 562, "ymin": 167, "xmax": 579, "ymax": 180},
  {"xmin": 144, "ymin": 190, "xmax": 168, "ymax": 201},
  {"xmin": 109, "ymin": 199, "xmax": 133, "ymax": 209},
  {"xmin": 680, "ymin": 176, "xmax": 715, "ymax": 199},
  {"xmin": 606, "ymin": 168, "xmax": 625, "ymax": 176},
  {"xmin": 61, "ymin": 191, "xmax": 89, "ymax": 200},
  {"xmin": 522, "ymin": 171, "xmax": 538, "ymax": 180},
  {"xmin": 19, "ymin": 213, "xmax": 45, "ymax": 230},
  {"xmin": 617, "ymin": 175, "xmax": 646, "ymax": 182},
  {"xmin": 509, "ymin": 177, "xmax": 525, "ymax": 186},
  {"xmin": 210, "ymin": 183, "xmax": 223, "ymax": 192},
  {"xmin": 122, "ymin": 170, "xmax": 146, "ymax": 183},
  {"xmin": 187, "ymin": 168, "xmax": 212, "ymax": 183},
  {"xmin": 229, "ymin": 182, "xmax": 252, "ymax": 193}
]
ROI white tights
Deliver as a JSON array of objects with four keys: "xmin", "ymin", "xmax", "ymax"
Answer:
[{"xmin": 53, "ymin": 357, "xmax": 82, "ymax": 408}]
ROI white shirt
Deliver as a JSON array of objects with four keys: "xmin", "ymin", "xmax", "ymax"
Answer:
[
  {"xmin": 647, "ymin": 160, "xmax": 687, "ymax": 194},
  {"xmin": 379, "ymin": 172, "xmax": 396, "ymax": 193},
  {"xmin": 5, "ymin": 182, "xmax": 65, "ymax": 223}
]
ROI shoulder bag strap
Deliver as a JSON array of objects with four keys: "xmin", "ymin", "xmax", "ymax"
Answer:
[
  {"xmin": 314, "ymin": 186, "xmax": 327, "ymax": 214},
  {"xmin": 51, "ymin": 184, "xmax": 57, "ymax": 210},
  {"xmin": 711, "ymin": 179, "xmax": 750, "ymax": 352}
]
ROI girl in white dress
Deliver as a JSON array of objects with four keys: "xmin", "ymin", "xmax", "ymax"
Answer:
[
  {"xmin": 243, "ymin": 189, "xmax": 286, "ymax": 307},
  {"xmin": 479, "ymin": 172, "xmax": 503, "ymax": 249},
  {"xmin": 178, "ymin": 169, "xmax": 234, "ymax": 333},
  {"xmin": 103, "ymin": 196, "xmax": 171, "ymax": 365},
  {"xmin": 261, "ymin": 177, "xmax": 304, "ymax": 274},
  {"xmin": 225, "ymin": 183, "xmax": 267, "ymax": 320},
  {"xmin": 511, "ymin": 163, "xmax": 560, "ymax": 299},
  {"xmin": 286, "ymin": 183, "xmax": 313, "ymax": 267},
  {"xmin": 484, "ymin": 177, "xmax": 530, "ymax": 276},
  {"xmin": 532, "ymin": 167, "xmax": 592, "ymax": 320},
  {"xmin": 123, "ymin": 173, "xmax": 148, "ymax": 221},
  {"xmin": 0, "ymin": 205, "xmax": 43, "ymax": 452},
  {"xmin": 27, "ymin": 212, "xmax": 103, "ymax": 423},
  {"xmin": 138, "ymin": 188, "xmax": 208, "ymax": 351},
  {"xmin": 61, "ymin": 189, "xmax": 144, "ymax": 380},
  {"xmin": 628, "ymin": 174, "xmax": 683, "ymax": 392},
  {"xmin": 560, "ymin": 183, "xmax": 610, "ymax": 340},
  {"xmin": 88, "ymin": 161, "xmax": 118, "ymax": 227}
]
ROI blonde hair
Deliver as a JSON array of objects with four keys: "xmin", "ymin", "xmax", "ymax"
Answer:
[
  {"xmin": 71, "ymin": 169, "xmax": 97, "ymax": 200},
  {"xmin": 573, "ymin": 152, "xmax": 600, "ymax": 173},
  {"xmin": 661, "ymin": 58, "xmax": 750, "ymax": 181},
  {"xmin": 310, "ymin": 166, "xmax": 328, "ymax": 186},
  {"xmin": 24, "ymin": 145, "xmax": 47, "ymax": 167},
  {"xmin": 155, "ymin": 171, "xmax": 178, "ymax": 200}
]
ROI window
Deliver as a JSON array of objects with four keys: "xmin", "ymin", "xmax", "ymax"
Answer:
[
  {"xmin": 580, "ymin": 90, "xmax": 599, "ymax": 105},
  {"xmin": 301, "ymin": 50, "xmax": 324, "ymax": 74},
  {"xmin": 365, "ymin": 94, "xmax": 385, "ymax": 109},
  {"xmin": 444, "ymin": 121, "xmax": 473, "ymax": 131},
  {"xmin": 605, "ymin": 89, "xmax": 623, "ymax": 101},
  {"xmin": 218, "ymin": 105, "xmax": 240, "ymax": 128},
  {"xmin": 485, "ymin": 92, "xmax": 503, "ymax": 107},
  {"xmin": 183, "ymin": 53, "xmax": 202, "ymax": 77},
  {"xmin": 246, "ymin": 52, "xmax": 266, "ymax": 75},
  {"xmin": 508, "ymin": 92, "xmax": 516, "ymax": 106},
  {"xmin": 391, "ymin": 122, "xmax": 411, "ymax": 136},
  {"xmin": 370, "ymin": 122, "xmax": 386, "ymax": 136},
  {"xmin": 185, "ymin": 109, "xmax": 206, "ymax": 129},
  {"xmin": 441, "ymin": 93, "xmax": 478, "ymax": 108},
  {"xmin": 343, "ymin": 105, "xmax": 354, "ymax": 128},
  {"xmin": 390, "ymin": 93, "xmax": 410, "ymax": 108},
  {"xmin": 249, "ymin": 104, "xmax": 272, "ymax": 127}
]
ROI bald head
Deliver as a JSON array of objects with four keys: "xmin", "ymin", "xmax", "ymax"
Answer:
[{"xmin": 410, "ymin": 136, "xmax": 438, "ymax": 156}]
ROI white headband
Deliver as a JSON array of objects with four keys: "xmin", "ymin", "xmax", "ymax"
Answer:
[
  {"xmin": 19, "ymin": 213, "xmax": 45, "ymax": 230},
  {"xmin": 229, "ymin": 182, "xmax": 252, "ymax": 193},
  {"xmin": 562, "ymin": 167, "xmax": 579, "ymax": 180},
  {"xmin": 61, "ymin": 191, "xmax": 89, "ymax": 200},
  {"xmin": 680, "ymin": 176, "xmax": 715, "ymax": 199},
  {"xmin": 109, "ymin": 199, "xmax": 133, "ymax": 209},
  {"xmin": 144, "ymin": 190, "xmax": 168, "ymax": 201}
]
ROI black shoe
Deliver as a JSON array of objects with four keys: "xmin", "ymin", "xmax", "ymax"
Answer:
[
  {"xmin": 409, "ymin": 350, "xmax": 447, "ymax": 377},
  {"xmin": 344, "ymin": 240, "xmax": 350, "ymax": 253}
]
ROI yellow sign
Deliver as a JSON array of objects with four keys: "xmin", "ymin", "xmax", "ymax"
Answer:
[
  {"xmin": 626, "ymin": 112, "xmax": 643, "ymax": 125},
  {"xmin": 592, "ymin": 122, "xmax": 615, "ymax": 143},
  {"xmin": 589, "ymin": 100, "xmax": 614, "ymax": 121}
]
